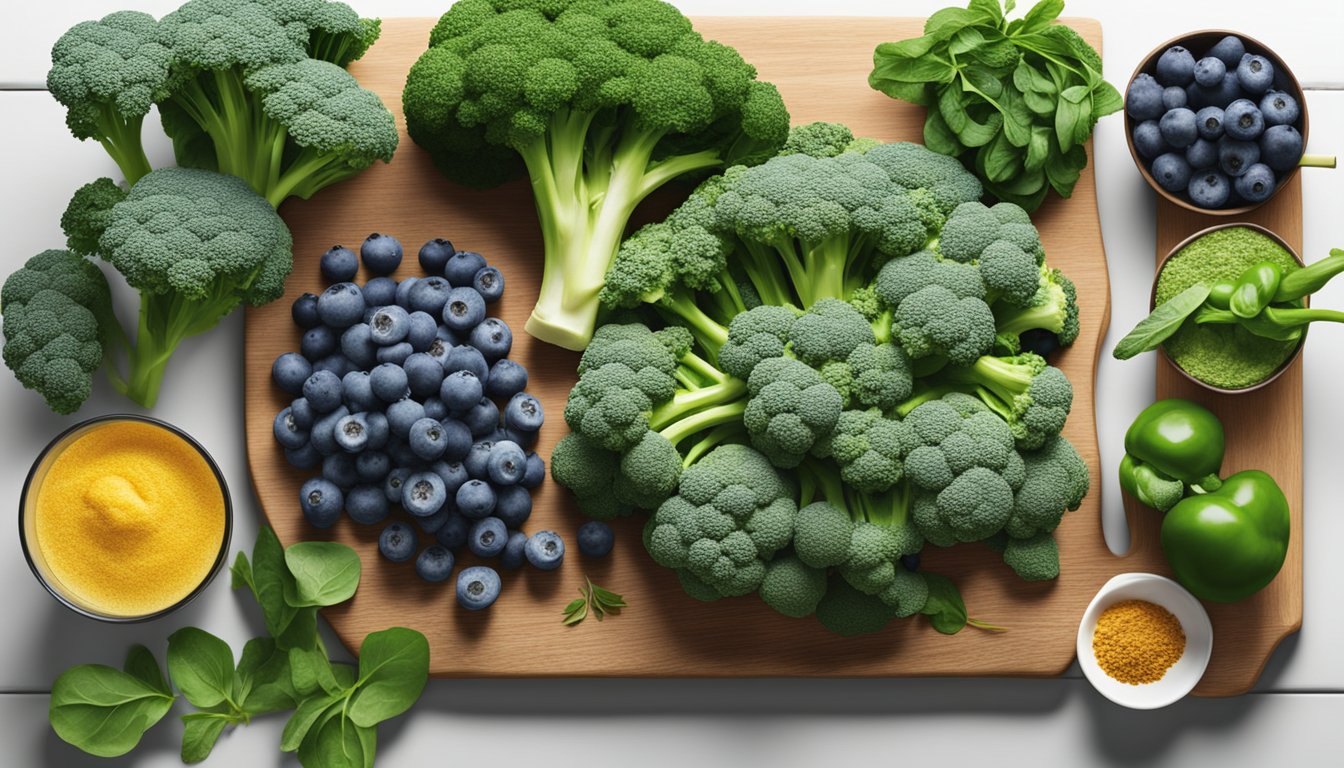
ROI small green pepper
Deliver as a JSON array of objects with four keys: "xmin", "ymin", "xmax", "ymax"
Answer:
[
  {"xmin": 1230, "ymin": 261, "xmax": 1283, "ymax": 319},
  {"xmin": 1119, "ymin": 399, "xmax": 1224, "ymax": 512},
  {"xmin": 1274, "ymin": 248, "xmax": 1344, "ymax": 302},
  {"xmin": 1161, "ymin": 470, "xmax": 1290, "ymax": 603},
  {"xmin": 1206, "ymin": 281, "xmax": 1234, "ymax": 310}
]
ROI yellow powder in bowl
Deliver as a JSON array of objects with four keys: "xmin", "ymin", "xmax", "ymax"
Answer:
[
  {"xmin": 1092, "ymin": 599, "xmax": 1186, "ymax": 685},
  {"xmin": 30, "ymin": 419, "xmax": 227, "ymax": 617}
]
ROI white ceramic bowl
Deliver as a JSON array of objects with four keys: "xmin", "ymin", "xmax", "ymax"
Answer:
[{"xmin": 1076, "ymin": 573, "xmax": 1213, "ymax": 709}]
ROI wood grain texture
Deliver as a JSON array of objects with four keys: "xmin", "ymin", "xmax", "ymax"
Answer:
[
  {"xmin": 245, "ymin": 17, "xmax": 1127, "ymax": 680},
  {"xmin": 1133, "ymin": 186, "xmax": 1305, "ymax": 696}
]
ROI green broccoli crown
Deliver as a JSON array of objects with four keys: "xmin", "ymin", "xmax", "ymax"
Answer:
[
  {"xmin": 601, "ymin": 220, "xmax": 729, "ymax": 309},
  {"xmin": 2, "ymin": 250, "xmax": 114, "ymax": 322},
  {"xmin": 1006, "ymin": 435, "xmax": 1089, "ymax": 539},
  {"xmin": 563, "ymin": 361, "xmax": 668, "ymax": 451},
  {"xmin": 1000, "ymin": 531, "xmax": 1060, "ymax": 581},
  {"xmin": 874, "ymin": 249, "xmax": 987, "ymax": 307},
  {"xmin": 61, "ymin": 177, "xmax": 128, "ymax": 258},
  {"xmin": 792, "ymin": 501, "xmax": 853, "ymax": 569},
  {"xmin": 944, "ymin": 353, "xmax": 1074, "ymax": 451},
  {"xmin": 743, "ymin": 357, "xmax": 844, "ymax": 468},
  {"xmin": 245, "ymin": 57, "xmax": 398, "ymax": 162},
  {"xmin": 862, "ymin": 141, "xmax": 982, "ymax": 217},
  {"xmin": 935, "ymin": 201, "xmax": 1044, "ymax": 308},
  {"xmin": 646, "ymin": 443, "xmax": 796, "ymax": 598},
  {"xmin": 612, "ymin": 430, "xmax": 683, "ymax": 510},
  {"xmin": 995, "ymin": 267, "xmax": 1081, "ymax": 352},
  {"xmin": 787, "ymin": 298, "xmax": 875, "ymax": 368},
  {"xmin": 98, "ymin": 167, "xmax": 293, "ymax": 305},
  {"xmin": 261, "ymin": 0, "xmax": 381, "ymax": 65},
  {"xmin": 758, "ymin": 552, "xmax": 828, "ymax": 618},
  {"xmin": 844, "ymin": 342, "xmax": 914, "ymax": 411},
  {"xmin": 549, "ymin": 432, "xmax": 633, "ymax": 520},
  {"xmin": 892, "ymin": 284, "xmax": 996, "ymax": 366},
  {"xmin": 160, "ymin": 0, "xmax": 308, "ymax": 73},
  {"xmin": 47, "ymin": 11, "xmax": 172, "ymax": 139},
  {"xmin": 718, "ymin": 304, "xmax": 796, "ymax": 381},
  {"xmin": 814, "ymin": 575, "xmax": 896, "ymax": 637},
  {"xmin": 813, "ymin": 409, "xmax": 912, "ymax": 492},
  {"xmin": 779, "ymin": 121, "xmax": 860, "ymax": 159}
]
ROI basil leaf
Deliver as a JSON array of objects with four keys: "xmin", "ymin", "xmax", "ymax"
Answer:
[
  {"xmin": 920, "ymin": 574, "xmax": 969, "ymax": 635},
  {"xmin": 347, "ymin": 628, "xmax": 430, "ymax": 728},
  {"xmin": 1113, "ymin": 284, "xmax": 1212, "ymax": 359},
  {"xmin": 276, "ymin": 605, "xmax": 320, "ymax": 652},
  {"xmin": 249, "ymin": 527, "xmax": 299, "ymax": 638},
  {"xmin": 284, "ymin": 541, "xmax": 361, "ymax": 608},
  {"xmin": 1019, "ymin": 0, "xmax": 1064, "ymax": 33},
  {"xmin": 180, "ymin": 713, "xmax": 230, "ymax": 764},
  {"xmin": 1091, "ymin": 80, "xmax": 1125, "ymax": 117},
  {"xmin": 50, "ymin": 664, "xmax": 175, "ymax": 758},
  {"xmin": 302, "ymin": 711, "xmax": 375, "ymax": 768},
  {"xmin": 281, "ymin": 693, "xmax": 342, "ymax": 753},
  {"xmin": 167, "ymin": 628, "xmax": 236, "ymax": 710},
  {"xmin": 236, "ymin": 638, "xmax": 297, "ymax": 715},
  {"xmin": 123, "ymin": 645, "xmax": 170, "ymax": 695},
  {"xmin": 290, "ymin": 645, "xmax": 343, "ymax": 696},
  {"xmin": 230, "ymin": 551, "xmax": 254, "ymax": 592}
]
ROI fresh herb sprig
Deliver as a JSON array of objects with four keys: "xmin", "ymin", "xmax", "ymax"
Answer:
[
  {"xmin": 869, "ymin": 0, "xmax": 1122, "ymax": 211},
  {"xmin": 49, "ymin": 528, "xmax": 429, "ymax": 766},
  {"xmin": 562, "ymin": 578, "xmax": 628, "ymax": 626}
]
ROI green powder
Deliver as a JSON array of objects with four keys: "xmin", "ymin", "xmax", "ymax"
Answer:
[{"xmin": 1155, "ymin": 227, "xmax": 1300, "ymax": 389}]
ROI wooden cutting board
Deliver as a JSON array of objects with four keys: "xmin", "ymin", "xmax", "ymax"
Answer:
[{"xmin": 242, "ymin": 16, "xmax": 1293, "ymax": 693}]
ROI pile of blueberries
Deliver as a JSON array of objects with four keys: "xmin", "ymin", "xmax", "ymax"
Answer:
[
  {"xmin": 1126, "ymin": 34, "xmax": 1305, "ymax": 209},
  {"xmin": 270, "ymin": 233, "xmax": 579, "ymax": 611}
]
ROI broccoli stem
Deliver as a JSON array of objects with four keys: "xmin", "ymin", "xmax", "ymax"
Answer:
[
  {"xmin": 738, "ymin": 240, "xmax": 797, "ymax": 308},
  {"xmin": 849, "ymin": 482, "xmax": 911, "ymax": 528},
  {"xmin": 679, "ymin": 351, "xmax": 727, "ymax": 386},
  {"xmin": 682, "ymin": 423, "xmax": 744, "ymax": 468},
  {"xmin": 123, "ymin": 285, "xmax": 241, "ymax": 408},
  {"xmin": 657, "ymin": 401, "xmax": 748, "ymax": 447},
  {"xmin": 94, "ymin": 110, "xmax": 152, "ymax": 186},
  {"xmin": 652, "ymin": 293, "xmax": 729, "ymax": 356},
  {"xmin": 995, "ymin": 297, "xmax": 1065, "ymax": 338},
  {"xmin": 648, "ymin": 378, "xmax": 748, "ymax": 431}
]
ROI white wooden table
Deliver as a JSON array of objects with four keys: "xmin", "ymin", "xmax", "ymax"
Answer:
[{"xmin": 3, "ymin": 1, "xmax": 1343, "ymax": 765}]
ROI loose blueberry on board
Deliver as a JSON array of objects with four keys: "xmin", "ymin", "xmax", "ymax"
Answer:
[
  {"xmin": 469, "ymin": 517, "xmax": 508, "ymax": 558},
  {"xmin": 402, "ymin": 472, "xmax": 448, "ymax": 517},
  {"xmin": 322, "ymin": 453, "xmax": 359, "ymax": 490},
  {"xmin": 317, "ymin": 282, "xmax": 366, "ymax": 328},
  {"xmin": 383, "ymin": 467, "xmax": 410, "ymax": 503},
  {"xmin": 375, "ymin": 341, "xmax": 414, "ymax": 366},
  {"xmin": 436, "ymin": 512, "xmax": 470, "ymax": 551},
  {"xmin": 321, "ymin": 245, "xmax": 359, "ymax": 283},
  {"xmin": 404, "ymin": 353, "xmax": 445, "ymax": 400},
  {"xmin": 456, "ymin": 566, "xmax": 501, "ymax": 611},
  {"xmin": 309, "ymin": 406, "xmax": 349, "ymax": 456},
  {"xmin": 272, "ymin": 352, "xmax": 311, "ymax": 395},
  {"xmin": 355, "ymin": 450, "xmax": 391, "ymax": 484},
  {"xmin": 440, "ymin": 370, "xmax": 484, "ymax": 413},
  {"xmin": 408, "ymin": 276, "xmax": 453, "ymax": 316},
  {"xmin": 341, "ymin": 370, "xmax": 380, "ymax": 413},
  {"xmin": 370, "ymin": 362, "xmax": 409, "ymax": 403},
  {"xmin": 292, "ymin": 292, "xmax": 320, "ymax": 329},
  {"xmin": 416, "ymin": 545, "xmax": 455, "ymax": 583},
  {"xmin": 386, "ymin": 398, "xmax": 426, "ymax": 439},
  {"xmin": 418, "ymin": 238, "xmax": 456, "ymax": 275},
  {"xmin": 300, "ymin": 478, "xmax": 343, "ymax": 529},
  {"xmin": 464, "ymin": 442, "xmax": 494, "ymax": 480},
  {"xmin": 494, "ymin": 485, "xmax": 532, "ymax": 528},
  {"xmin": 285, "ymin": 443, "xmax": 321, "ymax": 470},
  {"xmin": 577, "ymin": 520, "xmax": 615, "ymax": 558},
  {"xmin": 503, "ymin": 392, "xmax": 545, "ymax": 433},
  {"xmin": 486, "ymin": 359, "xmax": 528, "ymax": 398},
  {"xmin": 361, "ymin": 233, "xmax": 404, "ymax": 276},
  {"xmin": 363, "ymin": 276, "xmax": 398, "ymax": 308},
  {"xmin": 379, "ymin": 521, "xmax": 418, "ymax": 563},
  {"xmin": 369, "ymin": 305, "xmax": 411, "ymax": 346},
  {"xmin": 439, "ymin": 420, "xmax": 474, "ymax": 462},
  {"xmin": 340, "ymin": 324, "xmax": 379, "ymax": 369},
  {"xmin": 364, "ymin": 412, "xmax": 391, "ymax": 450},
  {"xmin": 487, "ymin": 441, "xmax": 527, "ymax": 486},
  {"xmin": 521, "ymin": 453, "xmax": 546, "ymax": 490},
  {"xmin": 409, "ymin": 417, "xmax": 449, "ymax": 461},
  {"xmin": 457, "ymin": 478, "xmax": 497, "ymax": 519},
  {"xmin": 273, "ymin": 407, "xmax": 309, "ymax": 450},
  {"xmin": 431, "ymin": 459, "xmax": 470, "ymax": 495},
  {"xmin": 300, "ymin": 326, "xmax": 338, "ymax": 361},
  {"xmin": 469, "ymin": 317, "xmax": 512, "ymax": 361},
  {"xmin": 443, "ymin": 287, "xmax": 487, "ymax": 334},
  {"xmin": 302, "ymin": 370, "xmax": 344, "ymax": 413},
  {"xmin": 394, "ymin": 276, "xmax": 418, "ymax": 309},
  {"xmin": 290, "ymin": 397, "xmax": 316, "ymax": 430},
  {"xmin": 444, "ymin": 251, "xmax": 487, "ymax": 286},
  {"xmin": 346, "ymin": 484, "xmax": 390, "ymax": 525},
  {"xmin": 500, "ymin": 531, "xmax": 529, "ymax": 570},
  {"xmin": 463, "ymin": 398, "xmax": 500, "ymax": 437},
  {"xmin": 333, "ymin": 412, "xmax": 371, "ymax": 453},
  {"xmin": 444, "ymin": 346, "xmax": 490, "ymax": 384},
  {"xmin": 473, "ymin": 266, "xmax": 504, "ymax": 303},
  {"xmin": 417, "ymin": 505, "xmax": 454, "ymax": 535},
  {"xmin": 525, "ymin": 531, "xmax": 565, "ymax": 571}
]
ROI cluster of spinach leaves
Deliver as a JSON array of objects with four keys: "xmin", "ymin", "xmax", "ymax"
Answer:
[
  {"xmin": 49, "ymin": 527, "xmax": 428, "ymax": 766},
  {"xmin": 868, "ymin": 0, "xmax": 1122, "ymax": 211}
]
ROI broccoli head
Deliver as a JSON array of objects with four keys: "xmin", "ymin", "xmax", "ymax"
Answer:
[
  {"xmin": 60, "ymin": 178, "xmax": 128, "ymax": 258},
  {"xmin": 988, "ymin": 531, "xmax": 1062, "ymax": 581},
  {"xmin": 718, "ymin": 304, "xmax": 797, "ymax": 381},
  {"xmin": 936, "ymin": 201, "xmax": 1043, "ymax": 307},
  {"xmin": 862, "ymin": 141, "xmax": 983, "ymax": 217},
  {"xmin": 814, "ymin": 575, "xmax": 897, "ymax": 637},
  {"xmin": 549, "ymin": 433, "xmax": 632, "ymax": 520},
  {"xmin": 994, "ymin": 266, "xmax": 1081, "ymax": 355},
  {"xmin": 827, "ymin": 342, "xmax": 914, "ymax": 411},
  {"xmin": 743, "ymin": 357, "xmax": 843, "ymax": 468},
  {"xmin": 758, "ymin": 552, "xmax": 828, "ymax": 618},
  {"xmin": 1005, "ymin": 435, "xmax": 1089, "ymax": 540},
  {"xmin": 779, "ymin": 121, "xmax": 864, "ymax": 159},
  {"xmin": 892, "ymin": 284, "xmax": 996, "ymax": 366},
  {"xmin": 873, "ymin": 249, "xmax": 987, "ymax": 307},
  {"xmin": 812, "ymin": 409, "xmax": 911, "ymax": 493},
  {"xmin": 262, "ymin": 0, "xmax": 381, "ymax": 66},
  {"xmin": 939, "ymin": 353, "xmax": 1074, "ymax": 451},
  {"xmin": 787, "ymin": 298, "xmax": 877, "ymax": 368}
]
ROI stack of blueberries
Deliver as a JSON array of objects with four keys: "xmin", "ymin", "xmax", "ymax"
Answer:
[
  {"xmin": 270, "ymin": 233, "xmax": 563, "ymax": 611},
  {"xmin": 1127, "ymin": 34, "xmax": 1305, "ymax": 209}
]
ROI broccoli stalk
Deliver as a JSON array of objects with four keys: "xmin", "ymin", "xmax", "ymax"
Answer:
[{"xmin": 935, "ymin": 353, "xmax": 1073, "ymax": 450}]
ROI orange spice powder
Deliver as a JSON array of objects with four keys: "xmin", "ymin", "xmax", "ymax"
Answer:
[{"xmin": 1092, "ymin": 599, "xmax": 1186, "ymax": 685}]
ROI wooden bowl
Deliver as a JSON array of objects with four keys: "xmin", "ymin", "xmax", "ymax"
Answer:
[
  {"xmin": 1124, "ymin": 30, "xmax": 1309, "ymax": 216},
  {"xmin": 1151, "ymin": 222, "xmax": 1306, "ymax": 394}
]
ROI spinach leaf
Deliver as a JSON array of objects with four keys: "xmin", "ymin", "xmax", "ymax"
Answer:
[
  {"xmin": 50, "ymin": 664, "xmax": 175, "ymax": 758},
  {"xmin": 346, "ymin": 628, "xmax": 430, "ymax": 728},
  {"xmin": 123, "ymin": 645, "xmax": 170, "ymax": 695},
  {"xmin": 300, "ymin": 710, "xmax": 375, "ymax": 768},
  {"xmin": 920, "ymin": 574, "xmax": 969, "ymax": 635},
  {"xmin": 281, "ymin": 692, "xmax": 342, "ymax": 753},
  {"xmin": 284, "ymin": 541, "xmax": 361, "ymax": 607},
  {"xmin": 1113, "ymin": 284, "xmax": 1212, "ymax": 359},
  {"xmin": 248, "ymin": 526, "xmax": 299, "ymax": 637},
  {"xmin": 180, "ymin": 713, "xmax": 230, "ymax": 764},
  {"xmin": 167, "ymin": 628, "xmax": 237, "ymax": 710},
  {"xmin": 236, "ymin": 637, "xmax": 297, "ymax": 715},
  {"xmin": 290, "ymin": 645, "xmax": 343, "ymax": 697}
]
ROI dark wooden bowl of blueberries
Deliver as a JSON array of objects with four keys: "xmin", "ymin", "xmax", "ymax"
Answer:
[{"xmin": 1123, "ymin": 31, "xmax": 1331, "ymax": 214}]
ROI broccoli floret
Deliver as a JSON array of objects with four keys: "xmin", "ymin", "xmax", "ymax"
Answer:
[
  {"xmin": 939, "ymin": 353, "xmax": 1074, "ymax": 451},
  {"xmin": 787, "ymin": 298, "xmax": 876, "ymax": 367},
  {"xmin": 564, "ymin": 362, "xmax": 671, "ymax": 451},
  {"xmin": 645, "ymin": 444, "xmax": 797, "ymax": 599},
  {"xmin": 403, "ymin": 0, "xmax": 790, "ymax": 351},
  {"xmin": 814, "ymin": 575, "xmax": 897, "ymax": 637},
  {"xmin": 863, "ymin": 141, "xmax": 983, "ymax": 216},
  {"xmin": 997, "ymin": 531, "xmax": 1061, "ymax": 581},
  {"xmin": 60, "ymin": 178, "xmax": 128, "ymax": 258},
  {"xmin": 812, "ymin": 409, "xmax": 910, "ymax": 493},
  {"xmin": 779, "ymin": 121, "xmax": 862, "ymax": 159},
  {"xmin": 874, "ymin": 249, "xmax": 987, "ymax": 306},
  {"xmin": 759, "ymin": 552, "xmax": 828, "ymax": 618},
  {"xmin": 718, "ymin": 304, "xmax": 797, "ymax": 381},
  {"xmin": 1006, "ymin": 435, "xmax": 1089, "ymax": 539},
  {"xmin": 994, "ymin": 267, "xmax": 1081, "ymax": 354},
  {"xmin": 830, "ymin": 342, "xmax": 913, "ymax": 411},
  {"xmin": 935, "ymin": 201, "xmax": 1042, "ymax": 307},
  {"xmin": 892, "ymin": 285, "xmax": 996, "ymax": 366},
  {"xmin": 46, "ymin": 11, "xmax": 171, "ymax": 185},
  {"xmin": 264, "ymin": 0, "xmax": 381, "ymax": 66},
  {"xmin": 743, "ymin": 357, "xmax": 843, "ymax": 468},
  {"xmin": 549, "ymin": 432, "xmax": 632, "ymax": 520},
  {"xmin": 792, "ymin": 501, "xmax": 853, "ymax": 569},
  {"xmin": 1, "ymin": 251, "xmax": 120, "ymax": 414}
]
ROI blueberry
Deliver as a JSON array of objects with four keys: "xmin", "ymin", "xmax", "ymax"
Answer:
[
  {"xmin": 394, "ymin": 276, "xmax": 418, "ymax": 309},
  {"xmin": 900, "ymin": 553, "xmax": 921, "ymax": 572},
  {"xmin": 436, "ymin": 512, "xmax": 470, "ymax": 550},
  {"xmin": 444, "ymin": 251, "xmax": 487, "ymax": 287},
  {"xmin": 1209, "ymin": 35, "xmax": 1246, "ymax": 68},
  {"xmin": 456, "ymin": 479, "xmax": 496, "ymax": 519},
  {"xmin": 379, "ymin": 521, "xmax": 418, "ymax": 563},
  {"xmin": 1155, "ymin": 46, "xmax": 1195, "ymax": 86},
  {"xmin": 273, "ymin": 407, "xmax": 309, "ymax": 450},
  {"xmin": 317, "ymin": 282, "xmax": 366, "ymax": 328},
  {"xmin": 430, "ymin": 458, "xmax": 470, "ymax": 494},
  {"xmin": 500, "ymin": 531, "xmax": 529, "ymax": 569},
  {"xmin": 503, "ymin": 392, "xmax": 544, "ymax": 433},
  {"xmin": 416, "ymin": 505, "xmax": 455, "ymax": 535},
  {"xmin": 425, "ymin": 337, "xmax": 451, "ymax": 369},
  {"xmin": 346, "ymin": 484, "xmax": 389, "ymax": 525},
  {"xmin": 292, "ymin": 292, "xmax": 320, "ymax": 329},
  {"xmin": 364, "ymin": 412, "xmax": 390, "ymax": 450},
  {"xmin": 408, "ymin": 276, "xmax": 453, "ymax": 316},
  {"xmin": 1161, "ymin": 86, "xmax": 1186, "ymax": 110},
  {"xmin": 494, "ymin": 485, "xmax": 532, "ymax": 528},
  {"xmin": 1193, "ymin": 56, "xmax": 1226, "ymax": 88},
  {"xmin": 368, "ymin": 305, "xmax": 410, "ymax": 346},
  {"xmin": 388, "ymin": 440, "xmax": 420, "ymax": 468},
  {"xmin": 436, "ymin": 325, "xmax": 460, "ymax": 345},
  {"xmin": 1158, "ymin": 108, "xmax": 1197, "ymax": 149},
  {"xmin": 272, "ymin": 352, "xmax": 311, "ymax": 395},
  {"xmin": 1260, "ymin": 124, "xmax": 1304, "ymax": 172},
  {"xmin": 499, "ymin": 426, "xmax": 539, "ymax": 451},
  {"xmin": 1195, "ymin": 106, "xmax": 1225, "ymax": 140},
  {"xmin": 577, "ymin": 520, "xmax": 614, "ymax": 558},
  {"xmin": 1184, "ymin": 138, "xmax": 1217, "ymax": 170},
  {"xmin": 443, "ymin": 345, "xmax": 489, "ymax": 384},
  {"xmin": 310, "ymin": 405, "xmax": 349, "ymax": 456},
  {"xmin": 284, "ymin": 443, "xmax": 321, "ymax": 470},
  {"xmin": 312, "ymin": 353, "xmax": 353, "ymax": 378},
  {"xmin": 1218, "ymin": 138, "xmax": 1260, "ymax": 177},
  {"xmin": 464, "ymin": 441, "xmax": 494, "ymax": 480},
  {"xmin": 386, "ymin": 398, "xmax": 427, "ymax": 439},
  {"xmin": 322, "ymin": 452, "xmax": 358, "ymax": 490},
  {"xmin": 1150, "ymin": 153, "xmax": 1192, "ymax": 193},
  {"xmin": 1236, "ymin": 54, "xmax": 1274, "ymax": 96},
  {"xmin": 404, "ymin": 311, "xmax": 436, "ymax": 352},
  {"xmin": 439, "ymin": 420, "xmax": 473, "ymax": 461},
  {"xmin": 333, "ymin": 412, "xmax": 370, "ymax": 453},
  {"xmin": 461, "ymin": 401, "xmax": 498, "ymax": 440},
  {"xmin": 524, "ymin": 531, "xmax": 565, "ymax": 571},
  {"xmin": 340, "ymin": 371, "xmax": 378, "ymax": 412},
  {"xmin": 1188, "ymin": 171, "xmax": 1231, "ymax": 208},
  {"xmin": 487, "ymin": 440, "xmax": 527, "ymax": 486},
  {"xmin": 368, "ymin": 362, "xmax": 407, "ymax": 403},
  {"xmin": 456, "ymin": 566, "xmax": 501, "ymax": 611},
  {"xmin": 402, "ymin": 472, "xmax": 448, "ymax": 517},
  {"xmin": 383, "ymin": 467, "xmax": 411, "ymax": 503},
  {"xmin": 302, "ymin": 370, "xmax": 343, "ymax": 413},
  {"xmin": 442, "ymin": 287, "xmax": 487, "ymax": 333},
  {"xmin": 440, "ymin": 370, "xmax": 483, "ymax": 413},
  {"xmin": 1258, "ymin": 89, "xmax": 1300, "ymax": 128},
  {"xmin": 355, "ymin": 450, "xmax": 391, "ymax": 483},
  {"xmin": 361, "ymin": 233, "xmax": 403, "ymax": 276},
  {"xmin": 290, "ymin": 397, "xmax": 316, "ymax": 430},
  {"xmin": 469, "ymin": 517, "xmax": 508, "ymax": 558},
  {"xmin": 467, "ymin": 266, "xmax": 504, "ymax": 304},
  {"xmin": 468, "ymin": 317, "xmax": 511, "ymax": 361},
  {"xmin": 416, "ymin": 545, "xmax": 455, "ymax": 583},
  {"xmin": 1234, "ymin": 163, "xmax": 1277, "ymax": 204},
  {"xmin": 422, "ymin": 396, "xmax": 449, "ymax": 421},
  {"xmin": 300, "ymin": 477, "xmax": 343, "ymax": 529},
  {"xmin": 404, "ymin": 353, "xmax": 445, "ymax": 400},
  {"xmin": 321, "ymin": 245, "xmax": 359, "ymax": 283},
  {"xmin": 1198, "ymin": 72, "xmax": 1242, "ymax": 109},
  {"xmin": 340, "ymin": 324, "xmax": 378, "ymax": 369},
  {"xmin": 1125, "ymin": 73, "xmax": 1164, "ymax": 120},
  {"xmin": 300, "ymin": 325, "xmax": 338, "ymax": 361},
  {"xmin": 376, "ymin": 341, "xmax": 413, "ymax": 366},
  {"xmin": 1130, "ymin": 120, "xmax": 1167, "ymax": 160},
  {"xmin": 521, "ymin": 452, "xmax": 546, "ymax": 490},
  {"xmin": 485, "ymin": 359, "xmax": 528, "ymax": 399},
  {"xmin": 1224, "ymin": 99, "xmax": 1265, "ymax": 141},
  {"xmin": 362, "ymin": 276, "xmax": 398, "ymax": 308},
  {"xmin": 418, "ymin": 238, "xmax": 456, "ymax": 275},
  {"xmin": 409, "ymin": 417, "xmax": 448, "ymax": 461}
]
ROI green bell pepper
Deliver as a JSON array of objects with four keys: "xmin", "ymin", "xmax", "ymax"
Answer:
[
  {"xmin": 1230, "ymin": 261, "xmax": 1283, "ymax": 319},
  {"xmin": 1161, "ymin": 470, "xmax": 1290, "ymax": 603},
  {"xmin": 1119, "ymin": 399, "xmax": 1224, "ymax": 512}
]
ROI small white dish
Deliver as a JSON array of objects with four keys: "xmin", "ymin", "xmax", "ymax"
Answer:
[{"xmin": 1077, "ymin": 573, "xmax": 1213, "ymax": 709}]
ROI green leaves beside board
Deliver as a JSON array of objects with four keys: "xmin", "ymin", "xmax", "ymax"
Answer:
[
  {"xmin": 561, "ymin": 578, "xmax": 628, "ymax": 626},
  {"xmin": 49, "ymin": 528, "xmax": 428, "ymax": 766}
]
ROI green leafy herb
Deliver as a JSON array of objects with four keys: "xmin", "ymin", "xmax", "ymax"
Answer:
[
  {"xmin": 1112, "ymin": 283, "xmax": 1212, "ymax": 359},
  {"xmin": 870, "ymin": 0, "xmax": 1122, "ymax": 210},
  {"xmin": 167, "ymin": 628, "xmax": 237, "ymax": 710},
  {"xmin": 920, "ymin": 574, "xmax": 970, "ymax": 634},
  {"xmin": 284, "ymin": 542, "xmax": 361, "ymax": 607},
  {"xmin": 49, "ymin": 655, "xmax": 176, "ymax": 758},
  {"xmin": 347, "ymin": 628, "xmax": 431, "ymax": 727},
  {"xmin": 562, "ymin": 578, "xmax": 628, "ymax": 626},
  {"xmin": 180, "ymin": 713, "xmax": 230, "ymax": 764}
]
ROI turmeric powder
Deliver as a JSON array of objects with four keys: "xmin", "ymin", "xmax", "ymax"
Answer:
[
  {"xmin": 1092, "ymin": 599, "xmax": 1186, "ymax": 684},
  {"xmin": 31, "ymin": 419, "xmax": 226, "ymax": 617}
]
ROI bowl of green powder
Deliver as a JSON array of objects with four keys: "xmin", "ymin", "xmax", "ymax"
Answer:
[{"xmin": 1154, "ymin": 224, "xmax": 1305, "ymax": 392}]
